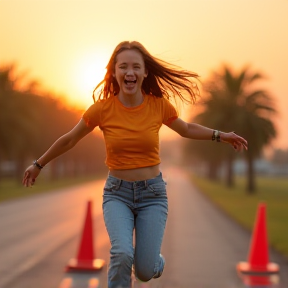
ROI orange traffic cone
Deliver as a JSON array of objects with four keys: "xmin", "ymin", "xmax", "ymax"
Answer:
[
  {"xmin": 237, "ymin": 203, "xmax": 279, "ymax": 274},
  {"xmin": 66, "ymin": 200, "xmax": 105, "ymax": 272},
  {"xmin": 241, "ymin": 274, "xmax": 272, "ymax": 287}
]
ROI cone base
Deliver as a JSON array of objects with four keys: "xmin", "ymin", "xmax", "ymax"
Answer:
[
  {"xmin": 66, "ymin": 258, "xmax": 105, "ymax": 272},
  {"xmin": 237, "ymin": 261, "xmax": 280, "ymax": 274}
]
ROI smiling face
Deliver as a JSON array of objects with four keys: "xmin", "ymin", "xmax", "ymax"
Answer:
[{"xmin": 114, "ymin": 49, "xmax": 147, "ymax": 98}]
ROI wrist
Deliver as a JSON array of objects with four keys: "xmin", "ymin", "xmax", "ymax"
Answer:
[
  {"xmin": 212, "ymin": 130, "xmax": 221, "ymax": 142},
  {"xmin": 33, "ymin": 160, "xmax": 44, "ymax": 170}
]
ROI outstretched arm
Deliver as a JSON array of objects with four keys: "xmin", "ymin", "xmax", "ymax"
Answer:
[
  {"xmin": 168, "ymin": 118, "xmax": 248, "ymax": 151},
  {"xmin": 23, "ymin": 119, "xmax": 94, "ymax": 187}
]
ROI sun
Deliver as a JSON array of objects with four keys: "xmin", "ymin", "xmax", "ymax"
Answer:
[
  {"xmin": 78, "ymin": 57, "xmax": 106, "ymax": 92},
  {"xmin": 73, "ymin": 52, "xmax": 109, "ymax": 108}
]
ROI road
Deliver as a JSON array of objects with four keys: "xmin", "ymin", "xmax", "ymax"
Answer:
[{"xmin": 1, "ymin": 166, "xmax": 287, "ymax": 288}]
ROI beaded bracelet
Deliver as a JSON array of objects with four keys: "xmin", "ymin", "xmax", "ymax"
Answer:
[{"xmin": 33, "ymin": 160, "xmax": 44, "ymax": 170}]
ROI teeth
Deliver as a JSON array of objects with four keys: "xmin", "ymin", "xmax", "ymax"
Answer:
[{"xmin": 124, "ymin": 80, "xmax": 137, "ymax": 84}]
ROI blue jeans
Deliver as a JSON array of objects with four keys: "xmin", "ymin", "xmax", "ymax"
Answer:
[{"xmin": 102, "ymin": 173, "xmax": 168, "ymax": 288}]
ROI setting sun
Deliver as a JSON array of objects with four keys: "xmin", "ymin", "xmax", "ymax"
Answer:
[
  {"xmin": 1, "ymin": 0, "xmax": 287, "ymax": 148},
  {"xmin": 72, "ymin": 52, "xmax": 109, "ymax": 108}
]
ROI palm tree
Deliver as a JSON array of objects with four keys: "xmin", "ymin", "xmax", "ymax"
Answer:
[
  {"xmin": 190, "ymin": 65, "xmax": 277, "ymax": 193},
  {"xmin": 0, "ymin": 65, "xmax": 39, "ymax": 180}
]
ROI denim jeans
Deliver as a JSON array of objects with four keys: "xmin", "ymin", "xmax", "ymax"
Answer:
[{"xmin": 102, "ymin": 173, "xmax": 168, "ymax": 288}]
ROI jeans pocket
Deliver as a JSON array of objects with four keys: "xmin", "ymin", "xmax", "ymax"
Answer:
[
  {"xmin": 103, "ymin": 179, "xmax": 120, "ymax": 192},
  {"xmin": 148, "ymin": 182, "xmax": 167, "ymax": 196}
]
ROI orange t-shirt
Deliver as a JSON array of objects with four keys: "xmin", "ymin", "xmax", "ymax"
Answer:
[{"xmin": 82, "ymin": 94, "xmax": 178, "ymax": 170}]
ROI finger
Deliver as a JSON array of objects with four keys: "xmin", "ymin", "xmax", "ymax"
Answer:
[
  {"xmin": 239, "ymin": 142, "xmax": 247, "ymax": 151},
  {"xmin": 235, "ymin": 145, "xmax": 241, "ymax": 152},
  {"xmin": 237, "ymin": 139, "xmax": 248, "ymax": 150},
  {"xmin": 233, "ymin": 141, "xmax": 239, "ymax": 150},
  {"xmin": 239, "ymin": 137, "xmax": 248, "ymax": 148},
  {"xmin": 237, "ymin": 145, "xmax": 243, "ymax": 152},
  {"xmin": 233, "ymin": 142, "xmax": 242, "ymax": 152},
  {"xmin": 24, "ymin": 172, "xmax": 31, "ymax": 183},
  {"xmin": 25, "ymin": 178, "xmax": 30, "ymax": 187},
  {"xmin": 28, "ymin": 178, "xmax": 34, "ymax": 188},
  {"xmin": 23, "ymin": 176, "xmax": 28, "ymax": 187},
  {"xmin": 25, "ymin": 176, "xmax": 32, "ymax": 187},
  {"xmin": 22, "ymin": 171, "xmax": 29, "ymax": 185}
]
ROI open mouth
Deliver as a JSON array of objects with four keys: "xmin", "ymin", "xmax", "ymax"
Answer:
[{"xmin": 124, "ymin": 79, "xmax": 137, "ymax": 84}]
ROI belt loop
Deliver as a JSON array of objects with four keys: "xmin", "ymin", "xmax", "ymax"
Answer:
[{"xmin": 144, "ymin": 180, "xmax": 147, "ymax": 188}]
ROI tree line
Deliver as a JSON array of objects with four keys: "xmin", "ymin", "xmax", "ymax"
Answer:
[
  {"xmin": 184, "ymin": 65, "xmax": 278, "ymax": 193},
  {"xmin": 0, "ymin": 65, "xmax": 107, "ymax": 182},
  {"xmin": 0, "ymin": 63, "xmax": 280, "ymax": 193}
]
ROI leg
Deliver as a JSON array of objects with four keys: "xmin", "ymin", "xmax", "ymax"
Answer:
[
  {"xmin": 134, "ymin": 188, "xmax": 168, "ymax": 282},
  {"xmin": 103, "ymin": 198, "xmax": 135, "ymax": 288}
]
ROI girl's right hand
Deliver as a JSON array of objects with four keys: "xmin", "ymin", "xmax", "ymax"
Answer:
[{"xmin": 22, "ymin": 165, "xmax": 41, "ymax": 187}]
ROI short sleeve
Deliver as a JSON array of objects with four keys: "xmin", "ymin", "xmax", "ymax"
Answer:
[
  {"xmin": 162, "ymin": 98, "xmax": 178, "ymax": 126},
  {"xmin": 82, "ymin": 102, "xmax": 103, "ymax": 128}
]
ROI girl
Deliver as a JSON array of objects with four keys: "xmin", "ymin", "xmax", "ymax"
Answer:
[{"xmin": 23, "ymin": 41, "xmax": 248, "ymax": 288}]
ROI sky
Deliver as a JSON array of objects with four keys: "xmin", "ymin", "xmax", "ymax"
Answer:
[{"xmin": 1, "ymin": 0, "xmax": 287, "ymax": 149}]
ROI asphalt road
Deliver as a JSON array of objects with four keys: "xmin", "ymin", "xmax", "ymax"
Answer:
[{"xmin": 1, "ymin": 166, "xmax": 287, "ymax": 288}]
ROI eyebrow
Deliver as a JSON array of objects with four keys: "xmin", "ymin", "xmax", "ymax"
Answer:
[{"xmin": 117, "ymin": 61, "xmax": 142, "ymax": 65}]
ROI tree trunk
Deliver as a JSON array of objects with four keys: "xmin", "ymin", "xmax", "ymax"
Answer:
[{"xmin": 246, "ymin": 154, "xmax": 256, "ymax": 193}]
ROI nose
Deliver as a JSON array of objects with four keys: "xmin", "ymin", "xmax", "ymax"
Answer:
[{"xmin": 126, "ymin": 68, "xmax": 134, "ymax": 76}]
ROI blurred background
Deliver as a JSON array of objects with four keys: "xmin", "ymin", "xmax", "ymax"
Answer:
[
  {"xmin": 0, "ymin": 0, "xmax": 288, "ymax": 285},
  {"xmin": 1, "ymin": 0, "xmax": 287, "ymax": 186}
]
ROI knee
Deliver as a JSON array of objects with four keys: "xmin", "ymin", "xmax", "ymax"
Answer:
[
  {"xmin": 134, "ymin": 266, "xmax": 154, "ymax": 282},
  {"xmin": 135, "ymin": 272, "xmax": 152, "ymax": 282},
  {"xmin": 134, "ymin": 255, "xmax": 165, "ymax": 282},
  {"xmin": 111, "ymin": 250, "xmax": 134, "ymax": 268},
  {"xmin": 118, "ymin": 251, "xmax": 133, "ymax": 265}
]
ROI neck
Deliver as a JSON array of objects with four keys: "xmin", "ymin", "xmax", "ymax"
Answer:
[{"xmin": 118, "ymin": 91, "xmax": 144, "ymax": 107}]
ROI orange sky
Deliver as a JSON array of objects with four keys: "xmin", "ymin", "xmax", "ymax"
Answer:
[{"xmin": 1, "ymin": 0, "xmax": 287, "ymax": 149}]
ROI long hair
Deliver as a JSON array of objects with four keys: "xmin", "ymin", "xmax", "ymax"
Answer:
[{"xmin": 92, "ymin": 41, "xmax": 199, "ymax": 104}]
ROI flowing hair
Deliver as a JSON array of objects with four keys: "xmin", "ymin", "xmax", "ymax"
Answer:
[{"xmin": 92, "ymin": 41, "xmax": 199, "ymax": 104}]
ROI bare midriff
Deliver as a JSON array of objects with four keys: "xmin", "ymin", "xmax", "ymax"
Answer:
[{"xmin": 109, "ymin": 164, "xmax": 160, "ymax": 181}]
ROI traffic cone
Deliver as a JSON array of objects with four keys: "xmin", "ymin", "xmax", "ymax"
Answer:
[
  {"xmin": 241, "ymin": 274, "xmax": 272, "ymax": 287},
  {"xmin": 237, "ymin": 203, "xmax": 279, "ymax": 274},
  {"xmin": 66, "ymin": 200, "xmax": 105, "ymax": 272}
]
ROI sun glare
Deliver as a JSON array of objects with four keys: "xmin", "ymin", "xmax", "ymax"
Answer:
[{"xmin": 73, "ymin": 52, "xmax": 108, "ymax": 108}]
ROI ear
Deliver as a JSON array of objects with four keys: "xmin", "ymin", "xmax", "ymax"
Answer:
[{"xmin": 144, "ymin": 69, "xmax": 148, "ymax": 78}]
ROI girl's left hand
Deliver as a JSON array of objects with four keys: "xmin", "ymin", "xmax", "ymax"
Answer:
[
  {"xmin": 22, "ymin": 165, "xmax": 40, "ymax": 187},
  {"xmin": 220, "ymin": 132, "xmax": 248, "ymax": 152}
]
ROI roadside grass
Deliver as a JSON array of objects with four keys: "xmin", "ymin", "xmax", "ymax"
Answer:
[
  {"xmin": 191, "ymin": 174, "xmax": 288, "ymax": 258},
  {"xmin": 0, "ymin": 174, "xmax": 103, "ymax": 203}
]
